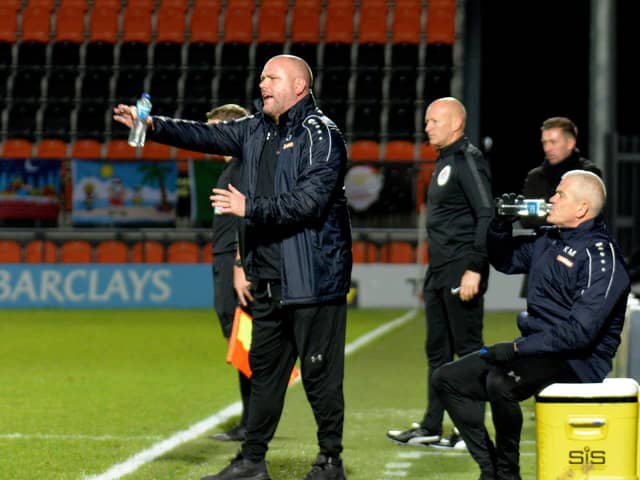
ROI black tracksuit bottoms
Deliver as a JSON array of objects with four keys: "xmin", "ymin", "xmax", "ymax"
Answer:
[
  {"xmin": 421, "ymin": 261, "xmax": 485, "ymax": 433},
  {"xmin": 241, "ymin": 285, "xmax": 347, "ymax": 462},
  {"xmin": 213, "ymin": 252, "xmax": 251, "ymax": 427},
  {"xmin": 432, "ymin": 352, "xmax": 579, "ymax": 479}
]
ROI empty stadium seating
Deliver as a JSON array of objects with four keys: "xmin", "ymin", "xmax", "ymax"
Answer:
[
  {"xmin": 0, "ymin": 0, "xmax": 454, "ymax": 152},
  {"xmin": 131, "ymin": 240, "xmax": 165, "ymax": 263},
  {"xmin": 167, "ymin": 241, "xmax": 200, "ymax": 263},
  {"xmin": 349, "ymin": 140, "xmax": 380, "ymax": 162},
  {"xmin": 60, "ymin": 240, "xmax": 93, "ymax": 263},
  {"xmin": 378, "ymin": 241, "xmax": 415, "ymax": 263},
  {"xmin": 24, "ymin": 240, "xmax": 57, "ymax": 263},
  {"xmin": 0, "ymin": 240, "xmax": 22, "ymax": 263},
  {"xmin": 0, "ymin": 0, "xmax": 455, "ymax": 245},
  {"xmin": 352, "ymin": 240, "xmax": 378, "ymax": 263},
  {"xmin": 95, "ymin": 240, "xmax": 129, "ymax": 263}
]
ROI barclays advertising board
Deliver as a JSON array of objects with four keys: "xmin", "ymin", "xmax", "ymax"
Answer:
[{"xmin": 0, "ymin": 265, "xmax": 213, "ymax": 308}]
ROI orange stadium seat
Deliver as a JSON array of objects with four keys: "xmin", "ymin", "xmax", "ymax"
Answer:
[
  {"xmin": 194, "ymin": 0, "xmax": 221, "ymax": 7},
  {"xmin": 227, "ymin": 0, "xmax": 255, "ymax": 9},
  {"xmin": 385, "ymin": 140, "xmax": 415, "ymax": 162},
  {"xmin": 189, "ymin": 4, "xmax": 220, "ymax": 44},
  {"xmin": 2, "ymin": 139, "xmax": 33, "ymax": 158},
  {"xmin": 122, "ymin": 6, "xmax": 152, "ymax": 43},
  {"xmin": 352, "ymin": 240, "xmax": 377, "ymax": 263},
  {"xmin": 201, "ymin": 242, "xmax": 213, "ymax": 263},
  {"xmin": 126, "ymin": 0, "xmax": 154, "ymax": 11},
  {"xmin": 72, "ymin": 139, "xmax": 102, "ymax": 159},
  {"xmin": 290, "ymin": 3, "xmax": 321, "ymax": 67},
  {"xmin": 54, "ymin": 6, "xmax": 86, "ymax": 43},
  {"xmin": 92, "ymin": 0, "xmax": 121, "ymax": 9},
  {"xmin": 358, "ymin": 7, "xmax": 387, "ymax": 44},
  {"xmin": 175, "ymin": 147, "xmax": 206, "ymax": 161},
  {"xmin": 21, "ymin": 7, "xmax": 51, "ymax": 42},
  {"xmin": 95, "ymin": 240, "xmax": 129, "ymax": 263},
  {"xmin": 420, "ymin": 143, "xmax": 438, "ymax": 161},
  {"xmin": 156, "ymin": 6, "xmax": 186, "ymax": 43},
  {"xmin": 223, "ymin": 6, "xmax": 254, "ymax": 44},
  {"xmin": 0, "ymin": 6, "xmax": 18, "ymax": 43},
  {"xmin": 0, "ymin": 240, "xmax": 22, "ymax": 263},
  {"xmin": 2, "ymin": 0, "xmax": 20, "ymax": 10},
  {"xmin": 167, "ymin": 241, "xmax": 200, "ymax": 263},
  {"xmin": 142, "ymin": 142, "xmax": 172, "ymax": 160},
  {"xmin": 88, "ymin": 6, "xmax": 119, "ymax": 43},
  {"xmin": 61, "ymin": 0, "xmax": 89, "ymax": 9},
  {"xmin": 257, "ymin": 6, "xmax": 287, "ymax": 44},
  {"xmin": 426, "ymin": 0, "xmax": 456, "ymax": 44},
  {"xmin": 392, "ymin": 6, "xmax": 421, "ymax": 44},
  {"xmin": 255, "ymin": 4, "xmax": 287, "ymax": 68},
  {"xmin": 131, "ymin": 241, "xmax": 165, "ymax": 263},
  {"xmin": 292, "ymin": 3, "xmax": 321, "ymax": 32},
  {"xmin": 379, "ymin": 241, "xmax": 415, "ymax": 263},
  {"xmin": 60, "ymin": 240, "xmax": 93, "ymax": 263},
  {"xmin": 27, "ymin": 0, "xmax": 55, "ymax": 11},
  {"xmin": 24, "ymin": 240, "xmax": 57, "ymax": 263},
  {"xmin": 416, "ymin": 240, "xmax": 429, "ymax": 264},
  {"xmin": 36, "ymin": 139, "xmax": 68, "ymax": 158},
  {"xmin": 349, "ymin": 140, "xmax": 380, "ymax": 162},
  {"xmin": 106, "ymin": 139, "xmax": 136, "ymax": 160},
  {"xmin": 416, "ymin": 143, "xmax": 438, "ymax": 206},
  {"xmin": 161, "ymin": 0, "xmax": 188, "ymax": 10},
  {"xmin": 324, "ymin": 3, "xmax": 354, "ymax": 44},
  {"xmin": 175, "ymin": 148, "xmax": 203, "ymax": 174}
]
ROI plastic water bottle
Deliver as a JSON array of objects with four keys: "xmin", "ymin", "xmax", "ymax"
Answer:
[
  {"xmin": 128, "ymin": 93, "xmax": 152, "ymax": 147},
  {"xmin": 497, "ymin": 196, "xmax": 551, "ymax": 217}
]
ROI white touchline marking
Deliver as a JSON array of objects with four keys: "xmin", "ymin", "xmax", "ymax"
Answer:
[
  {"xmin": 85, "ymin": 309, "xmax": 419, "ymax": 480},
  {"xmin": 393, "ymin": 450, "xmax": 536, "ymax": 458},
  {"xmin": 382, "ymin": 470, "xmax": 408, "ymax": 477},
  {"xmin": 345, "ymin": 309, "xmax": 418, "ymax": 355},
  {"xmin": 0, "ymin": 433, "xmax": 162, "ymax": 441},
  {"xmin": 386, "ymin": 462, "xmax": 412, "ymax": 468}
]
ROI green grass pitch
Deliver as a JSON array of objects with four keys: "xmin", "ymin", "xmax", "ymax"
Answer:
[{"xmin": 0, "ymin": 308, "xmax": 537, "ymax": 479}]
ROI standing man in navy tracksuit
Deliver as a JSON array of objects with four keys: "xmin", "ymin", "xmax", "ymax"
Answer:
[
  {"xmin": 388, "ymin": 97, "xmax": 493, "ymax": 449},
  {"xmin": 432, "ymin": 170, "xmax": 630, "ymax": 480},
  {"xmin": 114, "ymin": 54, "xmax": 352, "ymax": 480}
]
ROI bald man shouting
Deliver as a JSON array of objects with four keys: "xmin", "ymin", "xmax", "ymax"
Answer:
[
  {"xmin": 387, "ymin": 97, "xmax": 493, "ymax": 450},
  {"xmin": 114, "ymin": 55, "xmax": 352, "ymax": 480}
]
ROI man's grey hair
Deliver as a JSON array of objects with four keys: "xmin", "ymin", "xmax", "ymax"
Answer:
[{"xmin": 562, "ymin": 170, "xmax": 606, "ymax": 216}]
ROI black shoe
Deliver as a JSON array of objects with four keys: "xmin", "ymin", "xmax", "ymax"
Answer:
[
  {"xmin": 301, "ymin": 454, "xmax": 346, "ymax": 480},
  {"xmin": 429, "ymin": 427, "xmax": 466, "ymax": 450},
  {"xmin": 386, "ymin": 424, "xmax": 441, "ymax": 446},
  {"xmin": 201, "ymin": 452, "xmax": 270, "ymax": 480},
  {"xmin": 209, "ymin": 424, "xmax": 247, "ymax": 442}
]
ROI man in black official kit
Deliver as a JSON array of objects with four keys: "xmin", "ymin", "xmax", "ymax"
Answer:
[
  {"xmin": 206, "ymin": 103, "xmax": 252, "ymax": 443},
  {"xmin": 387, "ymin": 97, "xmax": 493, "ymax": 449},
  {"xmin": 114, "ymin": 54, "xmax": 352, "ymax": 480}
]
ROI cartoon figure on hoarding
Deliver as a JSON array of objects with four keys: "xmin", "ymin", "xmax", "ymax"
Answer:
[
  {"xmin": 83, "ymin": 182, "xmax": 95, "ymax": 210},
  {"xmin": 132, "ymin": 185, "xmax": 143, "ymax": 206},
  {"xmin": 108, "ymin": 177, "xmax": 126, "ymax": 216}
]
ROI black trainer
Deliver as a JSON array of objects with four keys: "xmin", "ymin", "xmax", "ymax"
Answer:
[
  {"xmin": 386, "ymin": 425, "xmax": 441, "ymax": 446},
  {"xmin": 201, "ymin": 452, "xmax": 270, "ymax": 480},
  {"xmin": 302, "ymin": 453, "xmax": 346, "ymax": 480},
  {"xmin": 429, "ymin": 427, "xmax": 466, "ymax": 450},
  {"xmin": 209, "ymin": 424, "xmax": 247, "ymax": 442}
]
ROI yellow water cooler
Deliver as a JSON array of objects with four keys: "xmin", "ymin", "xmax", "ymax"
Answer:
[{"xmin": 535, "ymin": 377, "xmax": 639, "ymax": 480}]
